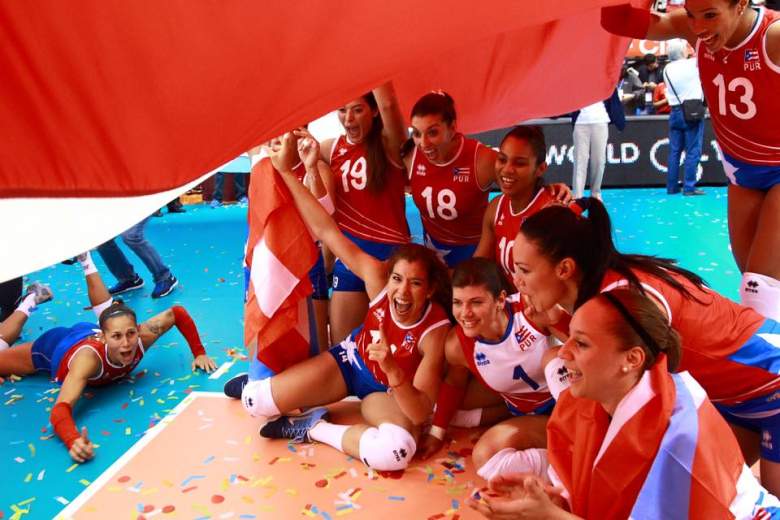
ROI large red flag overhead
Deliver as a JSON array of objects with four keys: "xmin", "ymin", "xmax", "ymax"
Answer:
[{"xmin": 0, "ymin": 0, "xmax": 637, "ymax": 280}]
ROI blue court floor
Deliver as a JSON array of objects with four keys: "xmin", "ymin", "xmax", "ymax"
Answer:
[{"xmin": 1, "ymin": 187, "xmax": 737, "ymax": 518}]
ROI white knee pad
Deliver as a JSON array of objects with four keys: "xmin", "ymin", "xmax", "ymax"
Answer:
[
  {"xmin": 477, "ymin": 447, "xmax": 549, "ymax": 482},
  {"xmin": 0, "ymin": 338, "xmax": 9, "ymax": 351},
  {"xmin": 740, "ymin": 272, "xmax": 780, "ymax": 321},
  {"xmin": 358, "ymin": 423, "xmax": 416, "ymax": 471},
  {"xmin": 544, "ymin": 357, "xmax": 570, "ymax": 401},
  {"xmin": 240, "ymin": 378, "xmax": 281, "ymax": 418}
]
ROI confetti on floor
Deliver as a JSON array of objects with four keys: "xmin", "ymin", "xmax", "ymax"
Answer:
[{"xmin": 55, "ymin": 393, "xmax": 486, "ymax": 519}]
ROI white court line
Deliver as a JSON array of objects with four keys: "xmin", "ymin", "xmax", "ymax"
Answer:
[
  {"xmin": 55, "ymin": 391, "xmax": 229, "ymax": 520},
  {"xmin": 208, "ymin": 360, "xmax": 235, "ymax": 379}
]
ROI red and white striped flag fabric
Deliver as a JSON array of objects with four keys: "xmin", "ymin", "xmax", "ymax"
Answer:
[{"xmin": 244, "ymin": 158, "xmax": 316, "ymax": 373}]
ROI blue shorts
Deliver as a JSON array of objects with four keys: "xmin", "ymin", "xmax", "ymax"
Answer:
[
  {"xmin": 715, "ymin": 396, "xmax": 780, "ymax": 463},
  {"xmin": 328, "ymin": 328, "xmax": 388, "ymax": 399},
  {"xmin": 506, "ymin": 399, "xmax": 555, "ymax": 417},
  {"xmin": 332, "ymin": 231, "xmax": 401, "ymax": 293},
  {"xmin": 308, "ymin": 248, "xmax": 329, "ymax": 300},
  {"xmin": 423, "ymin": 232, "xmax": 477, "ymax": 268},
  {"xmin": 31, "ymin": 322, "xmax": 98, "ymax": 378},
  {"xmin": 715, "ymin": 319, "xmax": 780, "ymax": 462},
  {"xmin": 722, "ymin": 152, "xmax": 780, "ymax": 191}
]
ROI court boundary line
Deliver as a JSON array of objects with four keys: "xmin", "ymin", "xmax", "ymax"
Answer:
[{"xmin": 56, "ymin": 391, "xmax": 229, "ymax": 519}]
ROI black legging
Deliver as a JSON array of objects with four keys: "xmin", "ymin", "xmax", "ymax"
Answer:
[{"xmin": 0, "ymin": 277, "xmax": 23, "ymax": 322}]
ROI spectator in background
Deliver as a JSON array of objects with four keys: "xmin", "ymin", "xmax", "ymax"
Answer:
[
  {"xmin": 652, "ymin": 81, "xmax": 671, "ymax": 114},
  {"xmin": 152, "ymin": 196, "xmax": 186, "ymax": 217},
  {"xmin": 619, "ymin": 64, "xmax": 645, "ymax": 116},
  {"xmin": 663, "ymin": 39, "xmax": 705, "ymax": 196},
  {"xmin": 637, "ymin": 53, "xmax": 662, "ymax": 90},
  {"xmin": 211, "ymin": 153, "xmax": 250, "ymax": 208},
  {"xmin": 96, "ymin": 217, "xmax": 179, "ymax": 299},
  {"xmin": 571, "ymin": 88, "xmax": 626, "ymax": 200}
]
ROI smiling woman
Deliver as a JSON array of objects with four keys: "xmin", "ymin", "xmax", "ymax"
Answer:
[
  {"xmin": 0, "ymin": 252, "xmax": 216, "ymax": 463},
  {"xmin": 600, "ymin": 1, "xmax": 780, "ymax": 331},
  {"xmin": 240, "ymin": 132, "xmax": 451, "ymax": 472},
  {"xmin": 469, "ymin": 289, "xmax": 780, "ymax": 519}
]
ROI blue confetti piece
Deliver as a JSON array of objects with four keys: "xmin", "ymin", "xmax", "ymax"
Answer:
[
  {"xmin": 181, "ymin": 474, "xmax": 206, "ymax": 487},
  {"xmin": 321, "ymin": 512, "xmax": 332, "ymax": 520},
  {"xmin": 452, "ymin": 499, "xmax": 459, "ymax": 510},
  {"xmin": 388, "ymin": 496, "xmax": 405, "ymax": 501},
  {"xmin": 203, "ymin": 455, "xmax": 215, "ymax": 464},
  {"xmin": 239, "ymin": 516, "xmax": 257, "ymax": 519},
  {"xmin": 136, "ymin": 503, "xmax": 144, "ymax": 512},
  {"xmin": 443, "ymin": 469, "xmax": 454, "ymax": 478},
  {"xmin": 427, "ymin": 473, "xmax": 434, "ymax": 482}
]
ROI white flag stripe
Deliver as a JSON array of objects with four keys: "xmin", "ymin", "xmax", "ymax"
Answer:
[{"xmin": 251, "ymin": 237, "xmax": 299, "ymax": 317}]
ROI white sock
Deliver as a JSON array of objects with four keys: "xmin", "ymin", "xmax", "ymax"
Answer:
[
  {"xmin": 308, "ymin": 421, "xmax": 349, "ymax": 452},
  {"xmin": 0, "ymin": 338, "xmax": 9, "ymax": 351},
  {"xmin": 451, "ymin": 408, "xmax": 483, "ymax": 428},
  {"xmin": 15, "ymin": 293, "xmax": 37, "ymax": 317},
  {"xmin": 80, "ymin": 252, "xmax": 98, "ymax": 276},
  {"xmin": 477, "ymin": 447, "xmax": 549, "ymax": 482},
  {"xmin": 740, "ymin": 272, "xmax": 780, "ymax": 321}
]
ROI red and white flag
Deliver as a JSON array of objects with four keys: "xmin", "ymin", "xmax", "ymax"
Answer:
[{"xmin": 244, "ymin": 158, "xmax": 316, "ymax": 373}]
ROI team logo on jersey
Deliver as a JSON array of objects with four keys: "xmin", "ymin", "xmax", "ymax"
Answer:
[
  {"xmin": 452, "ymin": 166, "xmax": 470, "ymax": 182},
  {"xmin": 763, "ymin": 430, "xmax": 774, "ymax": 452},
  {"xmin": 401, "ymin": 332, "xmax": 415, "ymax": 350},
  {"xmin": 416, "ymin": 164, "xmax": 427, "ymax": 176},
  {"xmin": 373, "ymin": 308, "xmax": 386, "ymax": 321},
  {"xmin": 703, "ymin": 49, "xmax": 715, "ymax": 61},
  {"xmin": 475, "ymin": 351, "xmax": 490, "ymax": 366},
  {"xmin": 338, "ymin": 147, "xmax": 348, "ymax": 156},
  {"xmin": 515, "ymin": 326, "xmax": 536, "ymax": 351},
  {"xmin": 744, "ymin": 48, "xmax": 761, "ymax": 71},
  {"xmin": 746, "ymin": 279, "xmax": 760, "ymax": 294}
]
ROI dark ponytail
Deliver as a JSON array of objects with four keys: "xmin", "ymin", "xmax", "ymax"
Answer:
[
  {"xmin": 520, "ymin": 198, "xmax": 707, "ymax": 309},
  {"xmin": 361, "ymin": 92, "xmax": 389, "ymax": 194}
]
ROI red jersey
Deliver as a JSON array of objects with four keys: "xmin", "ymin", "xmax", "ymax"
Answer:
[
  {"xmin": 329, "ymin": 136, "xmax": 409, "ymax": 244},
  {"xmin": 410, "ymin": 135, "xmax": 489, "ymax": 245},
  {"xmin": 493, "ymin": 187, "xmax": 559, "ymax": 283},
  {"xmin": 600, "ymin": 269, "xmax": 772, "ymax": 404},
  {"xmin": 350, "ymin": 288, "xmax": 450, "ymax": 386},
  {"xmin": 55, "ymin": 337, "xmax": 145, "ymax": 387},
  {"xmin": 697, "ymin": 7, "xmax": 780, "ymax": 165}
]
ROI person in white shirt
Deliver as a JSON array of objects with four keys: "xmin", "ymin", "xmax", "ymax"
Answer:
[{"xmin": 663, "ymin": 39, "xmax": 706, "ymax": 196}]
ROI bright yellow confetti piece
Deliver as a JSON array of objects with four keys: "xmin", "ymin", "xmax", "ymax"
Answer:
[
  {"xmin": 27, "ymin": 443, "xmax": 35, "ymax": 458},
  {"xmin": 107, "ymin": 485, "xmax": 121, "ymax": 492},
  {"xmin": 221, "ymin": 479, "xmax": 229, "ymax": 492},
  {"xmin": 24, "ymin": 473, "xmax": 32, "ymax": 483},
  {"xmin": 79, "ymin": 479, "xmax": 90, "ymax": 486},
  {"xmin": 285, "ymin": 488, "xmax": 298, "ymax": 496},
  {"xmin": 125, "ymin": 427, "xmax": 131, "ymax": 436},
  {"xmin": 241, "ymin": 495, "xmax": 254, "ymax": 504},
  {"xmin": 162, "ymin": 479, "xmax": 174, "ymax": 488},
  {"xmin": 244, "ymin": 435, "xmax": 252, "ymax": 445},
  {"xmin": 66, "ymin": 463, "xmax": 78, "ymax": 473},
  {"xmin": 16, "ymin": 497, "xmax": 36, "ymax": 506},
  {"xmin": 192, "ymin": 503, "xmax": 210, "ymax": 515},
  {"xmin": 156, "ymin": 398, "xmax": 165, "ymax": 404},
  {"xmin": 141, "ymin": 488, "xmax": 158, "ymax": 495}
]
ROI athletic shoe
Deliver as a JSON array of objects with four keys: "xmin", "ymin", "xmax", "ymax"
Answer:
[
  {"xmin": 259, "ymin": 407, "xmax": 329, "ymax": 443},
  {"xmin": 26, "ymin": 283, "xmax": 54, "ymax": 305},
  {"xmin": 151, "ymin": 275, "xmax": 178, "ymax": 299},
  {"xmin": 223, "ymin": 373, "xmax": 249, "ymax": 399},
  {"xmin": 209, "ymin": 199, "xmax": 222, "ymax": 208},
  {"xmin": 108, "ymin": 275, "xmax": 144, "ymax": 295},
  {"xmin": 683, "ymin": 189, "xmax": 705, "ymax": 196},
  {"xmin": 168, "ymin": 205, "xmax": 186, "ymax": 213},
  {"xmin": 152, "ymin": 209, "xmax": 164, "ymax": 217}
]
